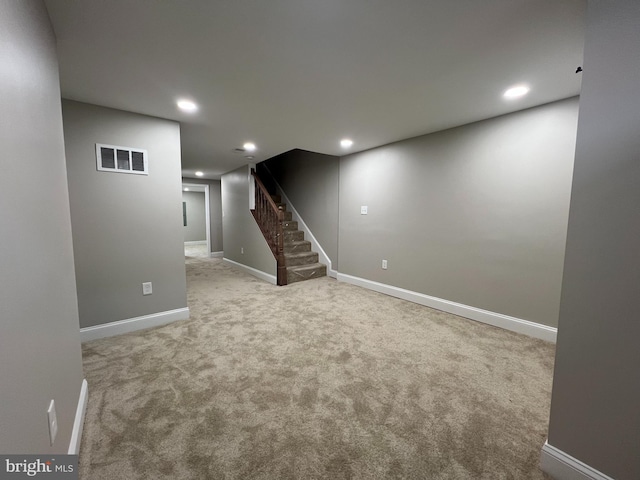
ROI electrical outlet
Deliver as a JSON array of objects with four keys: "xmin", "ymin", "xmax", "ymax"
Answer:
[
  {"xmin": 142, "ymin": 282, "xmax": 152, "ymax": 295},
  {"xmin": 361, "ymin": 206, "xmax": 368, "ymax": 215},
  {"xmin": 241, "ymin": 247, "xmax": 244, "ymax": 254},
  {"xmin": 382, "ymin": 259, "xmax": 388, "ymax": 269},
  {"xmin": 47, "ymin": 400, "xmax": 58, "ymax": 446}
]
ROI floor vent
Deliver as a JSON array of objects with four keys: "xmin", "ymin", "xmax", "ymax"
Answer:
[{"xmin": 96, "ymin": 144, "xmax": 148, "ymax": 175}]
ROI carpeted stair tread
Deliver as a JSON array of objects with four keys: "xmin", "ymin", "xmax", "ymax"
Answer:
[
  {"xmin": 284, "ymin": 230, "xmax": 304, "ymax": 242},
  {"xmin": 287, "ymin": 262, "xmax": 327, "ymax": 283},
  {"xmin": 284, "ymin": 240, "xmax": 311, "ymax": 253},
  {"xmin": 284, "ymin": 251, "xmax": 318, "ymax": 266}
]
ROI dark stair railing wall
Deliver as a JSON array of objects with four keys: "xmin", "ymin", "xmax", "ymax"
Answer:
[{"xmin": 250, "ymin": 169, "xmax": 287, "ymax": 286}]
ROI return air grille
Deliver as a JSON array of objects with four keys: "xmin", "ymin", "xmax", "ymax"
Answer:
[
  {"xmin": 96, "ymin": 144, "xmax": 148, "ymax": 175},
  {"xmin": 131, "ymin": 151, "xmax": 145, "ymax": 172},
  {"xmin": 100, "ymin": 147, "xmax": 115, "ymax": 169}
]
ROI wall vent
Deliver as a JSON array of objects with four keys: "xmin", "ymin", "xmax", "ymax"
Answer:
[{"xmin": 96, "ymin": 144, "xmax": 148, "ymax": 175}]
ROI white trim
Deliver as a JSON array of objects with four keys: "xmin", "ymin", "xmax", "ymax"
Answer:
[
  {"xmin": 540, "ymin": 441, "xmax": 614, "ymax": 480},
  {"xmin": 223, "ymin": 257, "xmax": 277, "ymax": 285},
  {"xmin": 68, "ymin": 379, "xmax": 88, "ymax": 455},
  {"xmin": 204, "ymin": 184, "xmax": 211, "ymax": 254},
  {"xmin": 210, "ymin": 251, "xmax": 224, "ymax": 258},
  {"xmin": 183, "ymin": 182, "xmax": 211, "ymax": 254},
  {"xmin": 263, "ymin": 165, "xmax": 337, "ymax": 278},
  {"xmin": 248, "ymin": 164, "xmax": 256, "ymax": 210},
  {"xmin": 337, "ymin": 273, "xmax": 557, "ymax": 342},
  {"xmin": 80, "ymin": 307, "xmax": 190, "ymax": 342},
  {"xmin": 184, "ymin": 240, "xmax": 207, "ymax": 246}
]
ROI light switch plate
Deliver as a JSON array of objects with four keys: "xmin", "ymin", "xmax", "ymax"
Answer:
[
  {"xmin": 361, "ymin": 206, "xmax": 368, "ymax": 215},
  {"xmin": 142, "ymin": 282, "xmax": 152, "ymax": 295}
]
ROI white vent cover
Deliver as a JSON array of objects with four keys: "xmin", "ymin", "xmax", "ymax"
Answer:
[{"xmin": 96, "ymin": 144, "xmax": 148, "ymax": 175}]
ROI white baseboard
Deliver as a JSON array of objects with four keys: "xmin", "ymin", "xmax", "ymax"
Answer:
[
  {"xmin": 210, "ymin": 251, "xmax": 224, "ymax": 258},
  {"xmin": 68, "ymin": 379, "xmax": 88, "ymax": 455},
  {"xmin": 263, "ymin": 165, "xmax": 337, "ymax": 279},
  {"xmin": 184, "ymin": 240, "xmax": 207, "ymax": 245},
  {"xmin": 223, "ymin": 258, "xmax": 277, "ymax": 285},
  {"xmin": 336, "ymin": 273, "xmax": 557, "ymax": 342},
  {"xmin": 540, "ymin": 441, "xmax": 614, "ymax": 480},
  {"xmin": 80, "ymin": 307, "xmax": 190, "ymax": 342}
]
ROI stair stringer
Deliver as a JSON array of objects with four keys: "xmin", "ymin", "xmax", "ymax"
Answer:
[{"xmin": 263, "ymin": 167, "xmax": 337, "ymax": 278}]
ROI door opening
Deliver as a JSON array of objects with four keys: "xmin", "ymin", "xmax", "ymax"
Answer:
[{"xmin": 182, "ymin": 183, "xmax": 211, "ymax": 258}]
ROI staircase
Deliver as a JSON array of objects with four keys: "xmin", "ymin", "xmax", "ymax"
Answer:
[
  {"xmin": 250, "ymin": 169, "xmax": 326, "ymax": 285},
  {"xmin": 272, "ymin": 194, "xmax": 327, "ymax": 284}
]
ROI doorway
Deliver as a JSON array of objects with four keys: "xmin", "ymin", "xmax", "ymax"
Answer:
[{"xmin": 182, "ymin": 183, "xmax": 210, "ymax": 258}]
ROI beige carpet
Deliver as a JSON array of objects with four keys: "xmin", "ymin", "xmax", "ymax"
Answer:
[
  {"xmin": 185, "ymin": 243, "xmax": 209, "ymax": 258},
  {"xmin": 79, "ymin": 256, "xmax": 555, "ymax": 479}
]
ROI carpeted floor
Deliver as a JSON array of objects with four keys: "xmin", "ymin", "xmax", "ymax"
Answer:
[
  {"xmin": 79, "ymin": 256, "xmax": 555, "ymax": 479},
  {"xmin": 185, "ymin": 244, "xmax": 209, "ymax": 258}
]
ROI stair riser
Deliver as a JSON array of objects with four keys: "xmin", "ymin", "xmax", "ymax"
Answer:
[
  {"xmin": 271, "ymin": 195, "xmax": 282, "ymax": 203},
  {"xmin": 283, "ymin": 221, "xmax": 298, "ymax": 231},
  {"xmin": 285, "ymin": 252, "xmax": 318, "ymax": 266},
  {"xmin": 287, "ymin": 264, "xmax": 327, "ymax": 284},
  {"xmin": 284, "ymin": 231, "xmax": 304, "ymax": 242},
  {"xmin": 284, "ymin": 241, "xmax": 311, "ymax": 253},
  {"xmin": 282, "ymin": 211, "xmax": 292, "ymax": 221}
]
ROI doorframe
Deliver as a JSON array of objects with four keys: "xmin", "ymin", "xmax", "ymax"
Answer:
[{"xmin": 182, "ymin": 183, "xmax": 211, "ymax": 255}]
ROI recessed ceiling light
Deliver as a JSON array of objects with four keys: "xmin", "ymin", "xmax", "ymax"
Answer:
[
  {"xmin": 184, "ymin": 187, "xmax": 189, "ymax": 191},
  {"xmin": 245, "ymin": 155, "xmax": 254, "ymax": 160},
  {"xmin": 340, "ymin": 139, "xmax": 353, "ymax": 148},
  {"xmin": 177, "ymin": 99, "xmax": 198, "ymax": 112},
  {"xmin": 503, "ymin": 85, "xmax": 530, "ymax": 99},
  {"xmin": 195, "ymin": 171, "xmax": 204, "ymax": 177},
  {"xmin": 243, "ymin": 142, "xmax": 256, "ymax": 152}
]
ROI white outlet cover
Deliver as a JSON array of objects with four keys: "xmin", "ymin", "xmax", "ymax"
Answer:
[
  {"xmin": 382, "ymin": 259, "xmax": 388, "ymax": 269},
  {"xmin": 47, "ymin": 400, "xmax": 58, "ymax": 445},
  {"xmin": 361, "ymin": 206, "xmax": 368, "ymax": 215},
  {"xmin": 142, "ymin": 282, "xmax": 152, "ymax": 295}
]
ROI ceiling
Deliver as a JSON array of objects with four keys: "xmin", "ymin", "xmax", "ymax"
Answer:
[{"xmin": 44, "ymin": 0, "xmax": 586, "ymax": 179}]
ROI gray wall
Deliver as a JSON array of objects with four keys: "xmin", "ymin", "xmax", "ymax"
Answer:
[
  {"xmin": 221, "ymin": 165, "xmax": 276, "ymax": 275},
  {"xmin": 339, "ymin": 98, "xmax": 579, "ymax": 327},
  {"xmin": 547, "ymin": 1, "xmax": 640, "ymax": 478},
  {"xmin": 63, "ymin": 100, "xmax": 187, "ymax": 329},
  {"xmin": 261, "ymin": 150, "xmax": 340, "ymax": 266},
  {"xmin": 182, "ymin": 177, "xmax": 223, "ymax": 253},
  {"xmin": 0, "ymin": 0, "xmax": 84, "ymax": 453},
  {"xmin": 182, "ymin": 191, "xmax": 206, "ymax": 242}
]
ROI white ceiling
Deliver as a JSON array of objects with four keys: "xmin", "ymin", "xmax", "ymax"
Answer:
[{"xmin": 44, "ymin": 0, "xmax": 586, "ymax": 179}]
